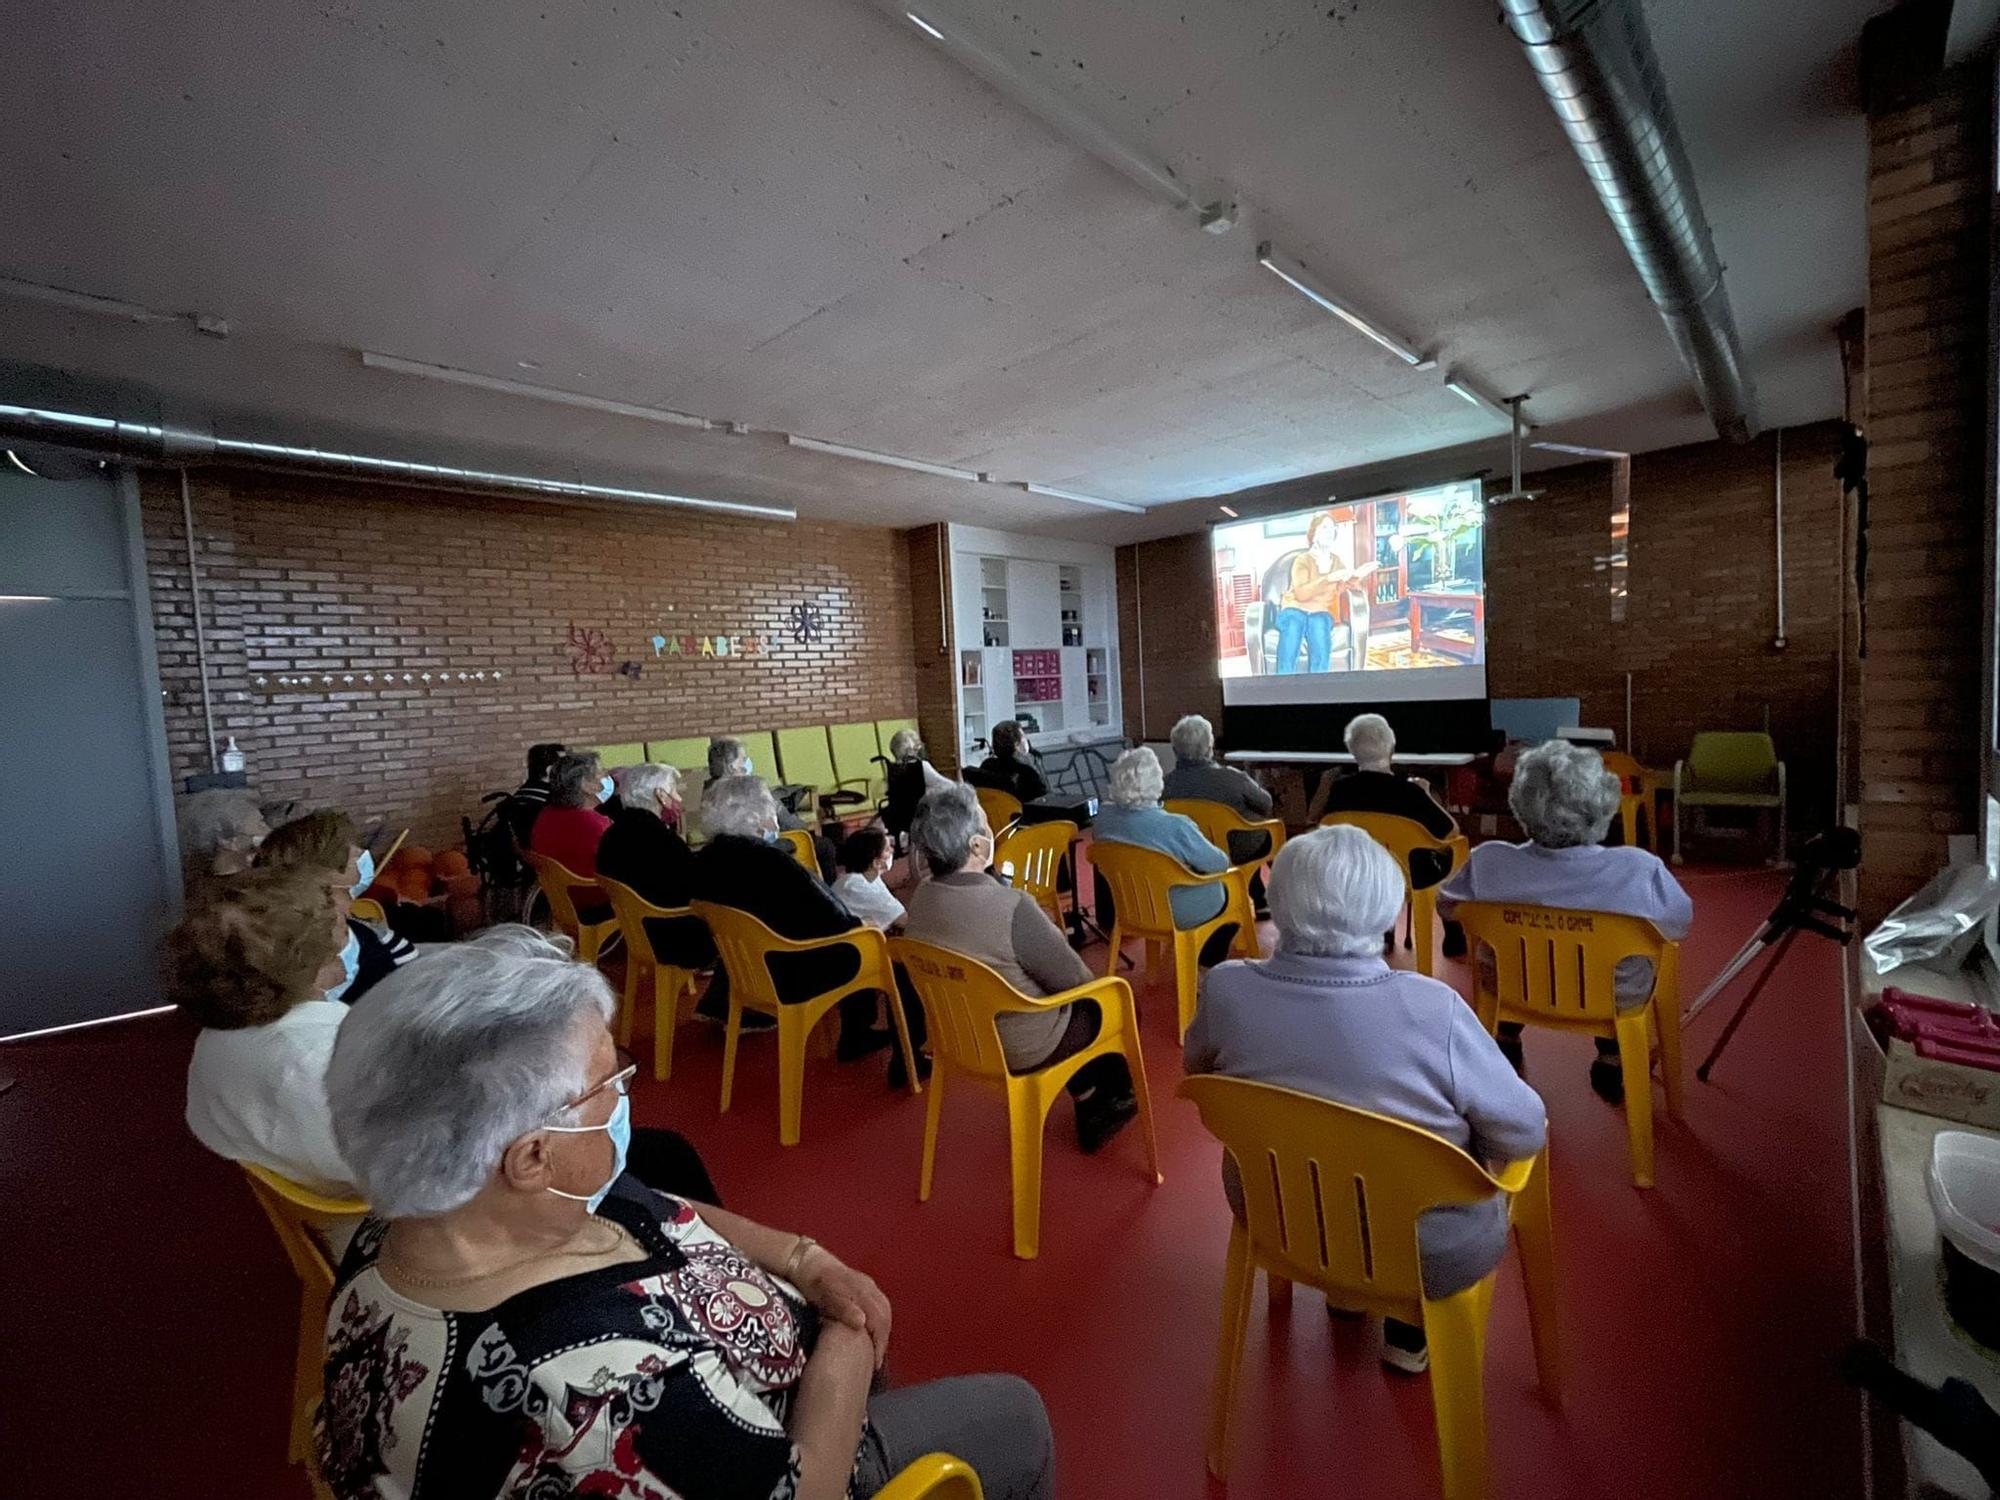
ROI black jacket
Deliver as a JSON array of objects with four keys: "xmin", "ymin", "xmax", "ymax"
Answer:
[
  {"xmin": 976, "ymin": 754, "xmax": 1047, "ymax": 802},
  {"xmin": 597, "ymin": 807, "xmax": 696, "ymax": 910},
  {"xmin": 1319, "ymin": 768, "xmax": 1457, "ymax": 839},
  {"xmin": 691, "ymin": 833, "xmax": 861, "ymax": 1000}
]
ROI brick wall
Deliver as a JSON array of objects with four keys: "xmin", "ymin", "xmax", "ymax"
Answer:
[
  {"xmin": 1860, "ymin": 64, "xmax": 1990, "ymax": 922},
  {"xmin": 143, "ymin": 468, "xmax": 917, "ymax": 848},
  {"xmin": 1486, "ymin": 423, "xmax": 1846, "ymax": 833},
  {"xmin": 1115, "ymin": 532, "xmax": 1222, "ymax": 743},
  {"xmin": 1118, "ymin": 422, "xmax": 1848, "ymax": 833},
  {"xmin": 903, "ymin": 522, "xmax": 961, "ymax": 774}
]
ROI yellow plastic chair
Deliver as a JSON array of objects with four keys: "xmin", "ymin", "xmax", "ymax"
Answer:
[
  {"xmin": 777, "ymin": 828, "xmax": 817, "ymax": 871},
  {"xmin": 1600, "ymin": 750, "xmax": 1656, "ymax": 851},
  {"xmin": 239, "ymin": 1164, "xmax": 370, "ymax": 1471},
  {"xmin": 599, "ymin": 876, "xmax": 702, "ymax": 1081},
  {"xmin": 972, "ymin": 783, "xmax": 1024, "ymax": 834},
  {"xmin": 1089, "ymin": 839, "xmax": 1258, "ymax": 1040},
  {"xmin": 993, "ymin": 818, "xmax": 1076, "ymax": 927},
  {"xmin": 1178, "ymin": 1076, "xmax": 1559, "ymax": 1500},
  {"xmin": 1317, "ymin": 811, "xmax": 1469, "ymax": 977},
  {"xmin": 1165, "ymin": 798, "xmax": 1287, "ymax": 875},
  {"xmin": 691, "ymin": 902, "xmax": 921, "ymax": 1145},
  {"xmin": 874, "ymin": 1453, "xmax": 985, "ymax": 1500},
  {"xmin": 893, "ymin": 937, "xmax": 1161, "ymax": 1258},
  {"xmin": 520, "ymin": 848, "xmax": 620, "ymax": 965},
  {"xmin": 1453, "ymin": 900, "xmax": 1683, "ymax": 1189},
  {"xmin": 348, "ymin": 896, "xmax": 387, "ymax": 924}
]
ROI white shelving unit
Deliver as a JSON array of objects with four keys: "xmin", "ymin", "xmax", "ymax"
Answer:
[{"xmin": 949, "ymin": 528, "xmax": 1122, "ymax": 767}]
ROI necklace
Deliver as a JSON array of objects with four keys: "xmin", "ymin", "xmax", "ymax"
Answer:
[{"xmin": 382, "ymin": 1220, "xmax": 634, "ymax": 1290}]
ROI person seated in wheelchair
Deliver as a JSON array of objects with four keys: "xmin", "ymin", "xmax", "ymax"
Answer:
[
  {"xmin": 1185, "ymin": 825, "xmax": 1545, "ymax": 1374},
  {"xmin": 975, "ymin": 719, "xmax": 1047, "ymax": 802},
  {"xmin": 1438, "ymin": 739, "xmax": 1691, "ymax": 1105},
  {"xmin": 1092, "ymin": 746, "xmax": 1240, "ymax": 968},
  {"xmin": 900, "ymin": 784, "xmax": 1139, "ymax": 1155}
]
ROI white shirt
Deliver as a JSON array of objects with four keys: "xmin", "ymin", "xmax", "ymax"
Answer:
[
  {"xmin": 833, "ymin": 871, "xmax": 907, "ymax": 930},
  {"xmin": 185, "ymin": 1000, "xmax": 355, "ymax": 1197}
]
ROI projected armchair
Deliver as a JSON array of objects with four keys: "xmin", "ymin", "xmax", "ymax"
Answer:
[{"xmin": 1242, "ymin": 549, "xmax": 1371, "ymax": 674}]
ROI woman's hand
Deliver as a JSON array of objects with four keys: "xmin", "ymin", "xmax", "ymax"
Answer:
[{"xmin": 794, "ymin": 1246, "xmax": 893, "ymax": 1367}]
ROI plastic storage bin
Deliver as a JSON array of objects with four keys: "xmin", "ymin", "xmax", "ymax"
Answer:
[{"xmin": 1927, "ymin": 1130, "xmax": 2000, "ymax": 1349}]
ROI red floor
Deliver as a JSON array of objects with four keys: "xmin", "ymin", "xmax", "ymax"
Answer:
[{"xmin": 1, "ymin": 863, "xmax": 1861, "ymax": 1498}]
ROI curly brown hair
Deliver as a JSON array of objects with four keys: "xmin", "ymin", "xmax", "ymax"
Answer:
[
  {"xmin": 256, "ymin": 809, "xmax": 359, "ymax": 875},
  {"xmin": 164, "ymin": 866, "xmax": 343, "ymax": 1029}
]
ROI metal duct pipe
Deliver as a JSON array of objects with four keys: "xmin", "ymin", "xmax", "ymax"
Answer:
[
  {"xmin": 0, "ymin": 400, "xmax": 798, "ymax": 520},
  {"xmin": 1501, "ymin": 0, "xmax": 1758, "ymax": 443}
]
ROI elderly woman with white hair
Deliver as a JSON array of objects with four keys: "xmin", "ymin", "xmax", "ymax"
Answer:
[
  {"xmin": 1186, "ymin": 825, "xmax": 1546, "ymax": 1373},
  {"xmin": 1160, "ymin": 713, "xmax": 1275, "ymax": 848},
  {"xmin": 598, "ymin": 761, "xmax": 715, "ymax": 969},
  {"xmin": 318, "ymin": 927, "xmax": 1053, "ymax": 1500},
  {"xmin": 1439, "ymin": 739, "xmax": 1692, "ymax": 1102},
  {"xmin": 902, "ymin": 784, "xmax": 1139, "ymax": 1153},
  {"xmin": 691, "ymin": 773, "xmax": 914, "ymax": 1070},
  {"xmin": 1092, "ymin": 746, "xmax": 1240, "ymax": 965}
]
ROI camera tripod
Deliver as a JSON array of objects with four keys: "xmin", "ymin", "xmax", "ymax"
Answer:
[{"xmin": 1682, "ymin": 828, "xmax": 1859, "ymax": 1083}]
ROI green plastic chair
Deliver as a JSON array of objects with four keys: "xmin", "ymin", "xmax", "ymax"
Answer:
[
  {"xmin": 734, "ymin": 730, "xmax": 779, "ymax": 784},
  {"xmin": 776, "ymin": 726, "xmax": 870, "ymax": 823},
  {"xmin": 585, "ymin": 742, "xmax": 647, "ymax": 770},
  {"xmin": 647, "ymin": 736, "xmax": 711, "ymax": 775},
  {"xmin": 875, "ymin": 718, "xmax": 921, "ymax": 762},
  {"xmin": 1673, "ymin": 732, "xmax": 1785, "ymax": 865},
  {"xmin": 831, "ymin": 721, "xmax": 886, "ymax": 807}
]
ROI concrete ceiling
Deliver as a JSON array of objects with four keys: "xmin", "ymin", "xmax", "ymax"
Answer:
[{"xmin": 0, "ymin": 0, "xmax": 1883, "ymax": 539}]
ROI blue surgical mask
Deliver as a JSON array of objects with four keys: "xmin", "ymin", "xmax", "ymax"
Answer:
[
  {"xmin": 349, "ymin": 849, "xmax": 375, "ymax": 899},
  {"xmin": 762, "ymin": 827, "xmax": 779, "ymax": 843},
  {"xmin": 326, "ymin": 928, "xmax": 361, "ymax": 1002},
  {"xmin": 742, "ymin": 756, "xmax": 754, "ymax": 775},
  {"xmin": 599, "ymin": 775, "xmax": 616, "ymax": 803},
  {"xmin": 546, "ymin": 1093, "xmax": 630, "ymax": 1213}
]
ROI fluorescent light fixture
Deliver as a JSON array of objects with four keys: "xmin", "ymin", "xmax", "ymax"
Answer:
[
  {"xmin": 870, "ymin": 1, "xmax": 1191, "ymax": 209},
  {"xmin": 361, "ymin": 351, "xmax": 716, "ymax": 431},
  {"xmin": 1017, "ymin": 481, "xmax": 1145, "ymax": 516},
  {"xmin": 1532, "ymin": 440, "xmax": 1629, "ymax": 460},
  {"xmin": 5, "ymin": 448, "xmax": 40, "ymax": 476},
  {"xmin": 0, "ymin": 275, "xmax": 184, "ymax": 326},
  {"xmin": 786, "ymin": 432, "xmax": 980, "ymax": 482},
  {"xmin": 1256, "ymin": 243, "xmax": 1435, "ymax": 370},
  {"xmin": 0, "ymin": 594, "xmax": 57, "ymax": 602},
  {"xmin": 1218, "ymin": 504, "xmax": 1239, "ymax": 518},
  {"xmin": 1443, "ymin": 373, "xmax": 1519, "ymax": 424}
]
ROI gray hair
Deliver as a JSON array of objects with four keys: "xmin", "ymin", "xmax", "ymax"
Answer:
[
  {"xmin": 888, "ymin": 728, "xmax": 926, "ymax": 763},
  {"xmin": 910, "ymin": 783, "xmax": 983, "ymax": 878},
  {"xmin": 550, "ymin": 751, "xmax": 603, "ymax": 809},
  {"xmin": 700, "ymin": 773, "xmax": 778, "ymax": 839},
  {"xmin": 176, "ymin": 789, "xmax": 269, "ymax": 875},
  {"xmin": 1268, "ymin": 825, "xmax": 1405, "ymax": 958},
  {"xmin": 1170, "ymin": 714, "xmax": 1216, "ymax": 767},
  {"xmin": 325, "ymin": 925, "xmax": 616, "ymax": 1218},
  {"xmin": 1344, "ymin": 713, "xmax": 1395, "ymax": 768},
  {"xmin": 618, "ymin": 762, "xmax": 681, "ymax": 812},
  {"xmin": 706, "ymin": 736, "xmax": 748, "ymax": 779},
  {"xmin": 1106, "ymin": 746, "xmax": 1165, "ymax": 809},
  {"xmin": 1509, "ymin": 740, "xmax": 1619, "ymax": 849}
]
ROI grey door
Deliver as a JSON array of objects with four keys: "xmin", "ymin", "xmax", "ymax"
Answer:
[{"xmin": 0, "ymin": 466, "xmax": 180, "ymax": 1036}]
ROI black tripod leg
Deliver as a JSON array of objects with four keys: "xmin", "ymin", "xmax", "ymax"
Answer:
[{"xmin": 1696, "ymin": 929, "xmax": 1802, "ymax": 1082}]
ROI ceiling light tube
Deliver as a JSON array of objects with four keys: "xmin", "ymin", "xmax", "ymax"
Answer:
[
  {"xmin": 1531, "ymin": 440, "xmax": 1629, "ymax": 459},
  {"xmin": 869, "ymin": 1, "xmax": 1191, "ymax": 209},
  {"xmin": 1018, "ymin": 481, "xmax": 1145, "ymax": 515},
  {"xmin": 360, "ymin": 351, "xmax": 716, "ymax": 431},
  {"xmin": 785, "ymin": 432, "xmax": 980, "ymax": 482},
  {"xmin": 0, "ymin": 275, "xmax": 184, "ymax": 326},
  {"xmin": 1443, "ymin": 373, "xmax": 1520, "ymax": 424},
  {"xmin": 1256, "ymin": 244, "xmax": 1435, "ymax": 370}
]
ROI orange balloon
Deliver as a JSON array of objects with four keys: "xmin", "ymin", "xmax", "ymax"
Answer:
[
  {"xmin": 398, "ymin": 870, "xmax": 435, "ymax": 902},
  {"xmin": 434, "ymin": 850, "xmax": 471, "ymax": 878},
  {"xmin": 393, "ymin": 845, "xmax": 434, "ymax": 872}
]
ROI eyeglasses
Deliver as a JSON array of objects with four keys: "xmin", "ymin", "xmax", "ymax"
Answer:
[{"xmin": 566, "ymin": 1048, "xmax": 637, "ymax": 1111}]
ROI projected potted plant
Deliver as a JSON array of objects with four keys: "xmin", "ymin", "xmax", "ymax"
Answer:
[{"xmin": 1405, "ymin": 494, "xmax": 1485, "ymax": 588}]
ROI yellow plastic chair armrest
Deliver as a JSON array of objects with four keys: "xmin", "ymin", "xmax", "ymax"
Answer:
[
  {"xmin": 1032, "ymin": 974, "xmax": 1137, "ymax": 1012},
  {"xmin": 1488, "ymin": 1154, "xmax": 1539, "ymax": 1195}
]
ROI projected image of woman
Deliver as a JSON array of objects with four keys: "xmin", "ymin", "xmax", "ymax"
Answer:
[{"xmin": 1275, "ymin": 508, "xmax": 1374, "ymax": 674}]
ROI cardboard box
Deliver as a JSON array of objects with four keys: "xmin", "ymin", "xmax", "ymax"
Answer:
[{"xmin": 1882, "ymin": 1035, "xmax": 2000, "ymax": 1130}]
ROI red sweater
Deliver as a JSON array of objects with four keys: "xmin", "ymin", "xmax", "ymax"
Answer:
[{"xmin": 530, "ymin": 804, "xmax": 612, "ymax": 879}]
